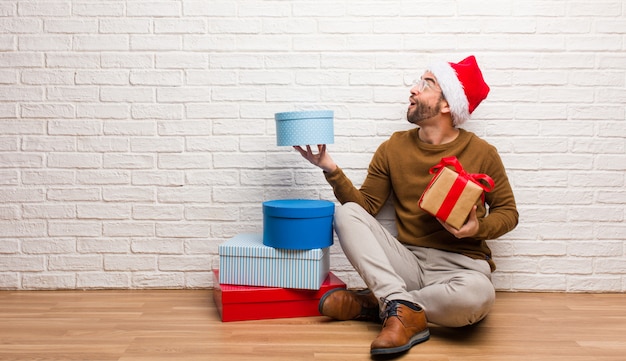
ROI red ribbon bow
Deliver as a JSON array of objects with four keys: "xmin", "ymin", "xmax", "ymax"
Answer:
[
  {"xmin": 422, "ymin": 156, "xmax": 495, "ymax": 225},
  {"xmin": 429, "ymin": 156, "xmax": 495, "ymax": 194}
]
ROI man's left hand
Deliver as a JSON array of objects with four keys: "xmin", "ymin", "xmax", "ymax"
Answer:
[{"xmin": 438, "ymin": 205, "xmax": 480, "ymax": 239}]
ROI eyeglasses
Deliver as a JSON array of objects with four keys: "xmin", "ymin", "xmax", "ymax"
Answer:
[{"xmin": 412, "ymin": 78, "xmax": 437, "ymax": 93}]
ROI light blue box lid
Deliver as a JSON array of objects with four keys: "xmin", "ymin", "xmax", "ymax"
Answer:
[
  {"xmin": 274, "ymin": 110, "xmax": 334, "ymax": 146},
  {"xmin": 219, "ymin": 233, "xmax": 326, "ymax": 260},
  {"xmin": 274, "ymin": 110, "xmax": 333, "ymax": 121},
  {"xmin": 263, "ymin": 199, "xmax": 335, "ymax": 219}
]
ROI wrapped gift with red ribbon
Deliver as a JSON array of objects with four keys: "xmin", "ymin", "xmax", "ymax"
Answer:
[{"xmin": 419, "ymin": 156, "xmax": 495, "ymax": 230}]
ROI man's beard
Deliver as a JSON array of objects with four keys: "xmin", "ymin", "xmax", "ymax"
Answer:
[{"xmin": 406, "ymin": 100, "xmax": 441, "ymax": 125}]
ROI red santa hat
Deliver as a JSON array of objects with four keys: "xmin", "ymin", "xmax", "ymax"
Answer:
[{"xmin": 426, "ymin": 55, "xmax": 490, "ymax": 126}]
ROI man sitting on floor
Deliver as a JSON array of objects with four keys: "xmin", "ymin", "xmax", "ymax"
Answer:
[{"xmin": 295, "ymin": 55, "xmax": 518, "ymax": 356}]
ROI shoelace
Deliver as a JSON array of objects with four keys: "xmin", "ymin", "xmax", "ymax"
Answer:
[
  {"xmin": 381, "ymin": 299, "xmax": 423, "ymax": 326},
  {"xmin": 383, "ymin": 301, "xmax": 400, "ymax": 318}
]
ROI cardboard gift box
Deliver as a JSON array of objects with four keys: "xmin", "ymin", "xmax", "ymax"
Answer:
[
  {"xmin": 219, "ymin": 233, "xmax": 329, "ymax": 290},
  {"xmin": 212, "ymin": 270, "xmax": 346, "ymax": 322},
  {"xmin": 274, "ymin": 110, "xmax": 334, "ymax": 146},
  {"xmin": 419, "ymin": 156, "xmax": 494, "ymax": 230},
  {"xmin": 263, "ymin": 199, "xmax": 335, "ymax": 250}
]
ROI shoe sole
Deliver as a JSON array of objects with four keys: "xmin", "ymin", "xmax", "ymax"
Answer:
[{"xmin": 370, "ymin": 329, "xmax": 430, "ymax": 356}]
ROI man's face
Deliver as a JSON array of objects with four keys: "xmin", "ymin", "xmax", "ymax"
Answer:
[
  {"xmin": 406, "ymin": 72, "xmax": 444, "ymax": 125},
  {"xmin": 407, "ymin": 95, "xmax": 442, "ymax": 125}
]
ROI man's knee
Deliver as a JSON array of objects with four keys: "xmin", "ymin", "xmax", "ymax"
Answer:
[
  {"xmin": 333, "ymin": 202, "xmax": 365, "ymax": 227},
  {"xmin": 452, "ymin": 276, "xmax": 495, "ymax": 326},
  {"xmin": 335, "ymin": 202, "xmax": 363, "ymax": 217},
  {"xmin": 428, "ymin": 275, "xmax": 495, "ymax": 327},
  {"xmin": 466, "ymin": 284, "xmax": 495, "ymax": 325}
]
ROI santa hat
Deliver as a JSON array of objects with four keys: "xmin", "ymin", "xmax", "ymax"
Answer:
[{"xmin": 426, "ymin": 55, "xmax": 490, "ymax": 126}]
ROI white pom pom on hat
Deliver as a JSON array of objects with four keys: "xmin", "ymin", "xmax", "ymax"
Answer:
[{"xmin": 426, "ymin": 55, "xmax": 490, "ymax": 127}]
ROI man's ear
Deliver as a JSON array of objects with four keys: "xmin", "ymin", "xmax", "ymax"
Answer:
[{"xmin": 440, "ymin": 98, "xmax": 451, "ymax": 115}]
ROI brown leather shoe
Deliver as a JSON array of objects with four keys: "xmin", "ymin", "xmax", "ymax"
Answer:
[
  {"xmin": 370, "ymin": 300, "xmax": 430, "ymax": 355},
  {"xmin": 318, "ymin": 288, "xmax": 380, "ymax": 322}
]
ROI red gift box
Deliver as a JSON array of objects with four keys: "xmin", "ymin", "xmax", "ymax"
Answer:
[
  {"xmin": 419, "ymin": 156, "xmax": 494, "ymax": 230},
  {"xmin": 212, "ymin": 269, "xmax": 347, "ymax": 322}
]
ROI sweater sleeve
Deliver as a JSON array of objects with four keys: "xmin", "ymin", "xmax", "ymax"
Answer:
[
  {"xmin": 473, "ymin": 149, "xmax": 519, "ymax": 240},
  {"xmin": 323, "ymin": 142, "xmax": 392, "ymax": 216}
]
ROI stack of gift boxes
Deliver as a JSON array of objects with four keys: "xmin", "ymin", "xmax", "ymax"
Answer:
[
  {"xmin": 213, "ymin": 199, "xmax": 347, "ymax": 322},
  {"xmin": 213, "ymin": 111, "xmax": 342, "ymax": 322}
]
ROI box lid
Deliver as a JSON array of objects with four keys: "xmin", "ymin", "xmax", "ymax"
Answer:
[
  {"xmin": 263, "ymin": 199, "xmax": 335, "ymax": 219},
  {"xmin": 213, "ymin": 269, "xmax": 346, "ymax": 303},
  {"xmin": 219, "ymin": 233, "xmax": 327, "ymax": 260},
  {"xmin": 274, "ymin": 110, "xmax": 333, "ymax": 121}
]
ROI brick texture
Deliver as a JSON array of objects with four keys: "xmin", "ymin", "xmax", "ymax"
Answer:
[{"xmin": 0, "ymin": 1, "xmax": 624, "ymax": 291}]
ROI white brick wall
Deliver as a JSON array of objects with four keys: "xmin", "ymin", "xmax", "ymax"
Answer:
[{"xmin": 0, "ymin": 0, "xmax": 624, "ymax": 291}]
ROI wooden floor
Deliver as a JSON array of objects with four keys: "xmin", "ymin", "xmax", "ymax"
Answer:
[{"xmin": 1, "ymin": 290, "xmax": 625, "ymax": 361}]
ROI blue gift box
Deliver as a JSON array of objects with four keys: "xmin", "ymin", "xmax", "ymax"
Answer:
[
  {"xmin": 274, "ymin": 110, "xmax": 334, "ymax": 146},
  {"xmin": 263, "ymin": 199, "xmax": 334, "ymax": 250},
  {"xmin": 218, "ymin": 233, "xmax": 330, "ymax": 290}
]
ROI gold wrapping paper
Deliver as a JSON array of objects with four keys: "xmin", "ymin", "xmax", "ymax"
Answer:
[{"xmin": 419, "ymin": 167, "xmax": 484, "ymax": 230}]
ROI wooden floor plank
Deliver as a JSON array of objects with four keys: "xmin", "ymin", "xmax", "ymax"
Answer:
[{"xmin": 0, "ymin": 290, "xmax": 625, "ymax": 360}]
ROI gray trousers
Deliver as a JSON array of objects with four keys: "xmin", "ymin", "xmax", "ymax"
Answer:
[{"xmin": 334, "ymin": 202, "xmax": 496, "ymax": 327}]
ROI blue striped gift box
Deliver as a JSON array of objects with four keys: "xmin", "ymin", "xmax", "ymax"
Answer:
[{"xmin": 218, "ymin": 233, "xmax": 330, "ymax": 290}]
